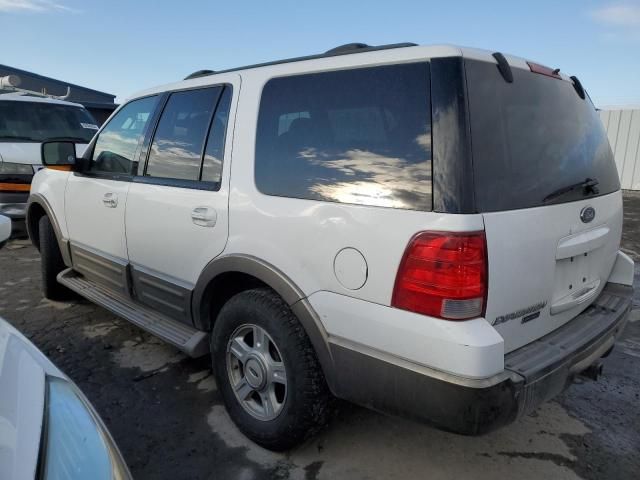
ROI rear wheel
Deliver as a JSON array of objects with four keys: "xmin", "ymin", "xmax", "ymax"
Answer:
[
  {"xmin": 211, "ymin": 288, "xmax": 330, "ymax": 451},
  {"xmin": 38, "ymin": 215, "xmax": 71, "ymax": 300}
]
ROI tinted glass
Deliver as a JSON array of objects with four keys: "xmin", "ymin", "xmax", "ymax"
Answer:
[
  {"xmin": 466, "ymin": 60, "xmax": 619, "ymax": 211},
  {"xmin": 202, "ymin": 86, "xmax": 232, "ymax": 185},
  {"xmin": 91, "ymin": 96, "xmax": 158, "ymax": 175},
  {"xmin": 0, "ymin": 101, "xmax": 97, "ymax": 143},
  {"xmin": 255, "ymin": 63, "xmax": 432, "ymax": 210},
  {"xmin": 146, "ymin": 87, "xmax": 221, "ymax": 181}
]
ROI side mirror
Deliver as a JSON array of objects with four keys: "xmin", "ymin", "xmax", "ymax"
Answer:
[{"xmin": 41, "ymin": 141, "xmax": 77, "ymax": 169}]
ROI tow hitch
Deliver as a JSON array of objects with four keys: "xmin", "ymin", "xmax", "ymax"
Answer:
[{"xmin": 580, "ymin": 360, "xmax": 604, "ymax": 381}]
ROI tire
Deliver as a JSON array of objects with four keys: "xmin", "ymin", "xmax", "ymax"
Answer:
[
  {"xmin": 211, "ymin": 288, "xmax": 331, "ymax": 451},
  {"xmin": 39, "ymin": 215, "xmax": 71, "ymax": 300}
]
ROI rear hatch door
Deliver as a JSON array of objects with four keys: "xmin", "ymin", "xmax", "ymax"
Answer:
[{"xmin": 464, "ymin": 58, "xmax": 623, "ymax": 352}]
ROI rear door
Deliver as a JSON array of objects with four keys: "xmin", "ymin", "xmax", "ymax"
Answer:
[
  {"xmin": 65, "ymin": 96, "xmax": 159, "ymax": 295},
  {"xmin": 124, "ymin": 80, "xmax": 236, "ymax": 323},
  {"xmin": 464, "ymin": 58, "xmax": 622, "ymax": 352}
]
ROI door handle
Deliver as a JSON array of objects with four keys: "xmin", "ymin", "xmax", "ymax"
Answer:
[
  {"xmin": 191, "ymin": 207, "xmax": 217, "ymax": 227},
  {"xmin": 103, "ymin": 192, "xmax": 118, "ymax": 208}
]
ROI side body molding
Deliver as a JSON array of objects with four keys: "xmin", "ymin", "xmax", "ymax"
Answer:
[
  {"xmin": 192, "ymin": 254, "xmax": 336, "ymax": 391},
  {"xmin": 26, "ymin": 193, "xmax": 72, "ymax": 267}
]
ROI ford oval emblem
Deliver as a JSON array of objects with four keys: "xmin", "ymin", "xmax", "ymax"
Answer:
[{"xmin": 580, "ymin": 206, "xmax": 595, "ymax": 223}]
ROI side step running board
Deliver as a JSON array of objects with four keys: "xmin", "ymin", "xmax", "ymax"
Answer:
[{"xmin": 58, "ymin": 268, "xmax": 209, "ymax": 357}]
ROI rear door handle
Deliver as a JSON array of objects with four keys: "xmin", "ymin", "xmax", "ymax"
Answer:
[
  {"xmin": 191, "ymin": 207, "xmax": 217, "ymax": 227},
  {"xmin": 103, "ymin": 192, "xmax": 118, "ymax": 208}
]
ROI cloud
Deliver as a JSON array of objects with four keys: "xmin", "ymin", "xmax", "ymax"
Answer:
[
  {"xmin": 0, "ymin": 0, "xmax": 78, "ymax": 13},
  {"xmin": 590, "ymin": 4, "xmax": 640, "ymax": 27}
]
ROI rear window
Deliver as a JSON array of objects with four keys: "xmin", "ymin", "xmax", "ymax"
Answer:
[
  {"xmin": 255, "ymin": 63, "xmax": 432, "ymax": 210},
  {"xmin": 466, "ymin": 59, "xmax": 619, "ymax": 211},
  {"xmin": 0, "ymin": 100, "xmax": 97, "ymax": 143},
  {"xmin": 146, "ymin": 87, "xmax": 221, "ymax": 181}
]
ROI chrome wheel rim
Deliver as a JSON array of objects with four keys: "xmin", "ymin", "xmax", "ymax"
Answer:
[{"xmin": 226, "ymin": 324, "xmax": 287, "ymax": 421}]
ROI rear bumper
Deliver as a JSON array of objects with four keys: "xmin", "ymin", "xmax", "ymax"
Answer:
[
  {"xmin": 330, "ymin": 282, "xmax": 632, "ymax": 435},
  {"xmin": 0, "ymin": 192, "xmax": 29, "ymax": 219}
]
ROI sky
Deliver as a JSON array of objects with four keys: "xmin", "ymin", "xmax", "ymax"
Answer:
[{"xmin": 0, "ymin": 0, "xmax": 639, "ymax": 106}]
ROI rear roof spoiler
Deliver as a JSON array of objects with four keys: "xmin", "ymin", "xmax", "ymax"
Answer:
[
  {"xmin": 570, "ymin": 75, "xmax": 586, "ymax": 100},
  {"xmin": 492, "ymin": 52, "xmax": 513, "ymax": 83}
]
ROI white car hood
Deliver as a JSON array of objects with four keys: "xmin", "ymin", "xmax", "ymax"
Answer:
[
  {"xmin": 0, "ymin": 142, "xmax": 88, "ymax": 165},
  {"xmin": 0, "ymin": 318, "xmax": 64, "ymax": 480}
]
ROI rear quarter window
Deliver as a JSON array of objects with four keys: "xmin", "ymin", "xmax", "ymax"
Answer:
[{"xmin": 255, "ymin": 63, "xmax": 433, "ymax": 211}]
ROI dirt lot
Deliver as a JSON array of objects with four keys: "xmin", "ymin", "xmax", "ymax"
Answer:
[{"xmin": 1, "ymin": 193, "xmax": 639, "ymax": 480}]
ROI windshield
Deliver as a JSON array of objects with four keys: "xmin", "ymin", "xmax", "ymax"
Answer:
[
  {"xmin": 465, "ymin": 59, "xmax": 620, "ymax": 211},
  {"xmin": 0, "ymin": 100, "xmax": 98, "ymax": 143}
]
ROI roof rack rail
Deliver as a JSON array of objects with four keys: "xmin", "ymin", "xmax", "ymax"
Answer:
[
  {"xmin": 205, "ymin": 42, "xmax": 417, "ymax": 77},
  {"xmin": 184, "ymin": 69, "xmax": 216, "ymax": 80},
  {"xmin": 325, "ymin": 43, "xmax": 370, "ymax": 54},
  {"xmin": 325, "ymin": 42, "xmax": 417, "ymax": 57},
  {"xmin": 0, "ymin": 74, "xmax": 72, "ymax": 100}
]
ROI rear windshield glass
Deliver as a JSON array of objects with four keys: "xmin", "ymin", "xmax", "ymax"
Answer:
[
  {"xmin": 255, "ymin": 63, "xmax": 432, "ymax": 211},
  {"xmin": 465, "ymin": 60, "xmax": 619, "ymax": 211},
  {"xmin": 0, "ymin": 100, "xmax": 97, "ymax": 143}
]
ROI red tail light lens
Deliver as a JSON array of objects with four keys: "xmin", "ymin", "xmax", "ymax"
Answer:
[{"xmin": 391, "ymin": 231, "xmax": 488, "ymax": 320}]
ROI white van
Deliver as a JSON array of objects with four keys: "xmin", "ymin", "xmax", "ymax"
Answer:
[{"xmin": 0, "ymin": 92, "xmax": 97, "ymax": 221}]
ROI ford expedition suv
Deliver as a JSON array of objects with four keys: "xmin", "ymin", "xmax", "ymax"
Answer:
[{"xmin": 26, "ymin": 43, "xmax": 635, "ymax": 451}]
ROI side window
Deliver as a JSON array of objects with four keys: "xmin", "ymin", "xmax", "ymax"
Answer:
[
  {"xmin": 145, "ymin": 87, "xmax": 221, "ymax": 181},
  {"xmin": 255, "ymin": 63, "xmax": 432, "ymax": 211},
  {"xmin": 201, "ymin": 87, "xmax": 232, "ymax": 185},
  {"xmin": 91, "ymin": 96, "xmax": 158, "ymax": 175}
]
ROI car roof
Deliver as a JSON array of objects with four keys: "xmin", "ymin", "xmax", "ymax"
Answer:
[
  {"xmin": 127, "ymin": 43, "xmax": 570, "ymax": 101},
  {"xmin": 0, "ymin": 91, "xmax": 86, "ymax": 108}
]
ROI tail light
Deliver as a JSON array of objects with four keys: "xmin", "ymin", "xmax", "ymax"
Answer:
[{"xmin": 392, "ymin": 231, "xmax": 487, "ymax": 320}]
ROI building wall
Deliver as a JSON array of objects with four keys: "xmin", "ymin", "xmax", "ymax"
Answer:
[{"xmin": 600, "ymin": 108, "xmax": 640, "ymax": 191}]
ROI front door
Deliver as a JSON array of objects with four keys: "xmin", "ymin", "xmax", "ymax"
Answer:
[
  {"xmin": 65, "ymin": 96, "xmax": 159, "ymax": 295},
  {"xmin": 125, "ymin": 80, "xmax": 237, "ymax": 323}
]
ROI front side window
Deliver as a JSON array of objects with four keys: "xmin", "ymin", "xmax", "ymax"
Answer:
[
  {"xmin": 255, "ymin": 63, "xmax": 432, "ymax": 210},
  {"xmin": 145, "ymin": 87, "xmax": 221, "ymax": 181},
  {"xmin": 91, "ymin": 96, "xmax": 158, "ymax": 175}
]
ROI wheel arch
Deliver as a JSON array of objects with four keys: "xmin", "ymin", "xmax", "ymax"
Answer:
[
  {"xmin": 192, "ymin": 254, "xmax": 336, "ymax": 391},
  {"xmin": 26, "ymin": 194, "xmax": 72, "ymax": 267}
]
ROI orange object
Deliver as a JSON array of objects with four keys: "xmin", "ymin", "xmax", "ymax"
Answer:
[
  {"xmin": 0, "ymin": 183, "xmax": 31, "ymax": 192},
  {"xmin": 47, "ymin": 165, "xmax": 73, "ymax": 172}
]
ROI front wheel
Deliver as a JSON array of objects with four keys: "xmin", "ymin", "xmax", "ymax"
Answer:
[
  {"xmin": 38, "ymin": 215, "xmax": 71, "ymax": 300},
  {"xmin": 211, "ymin": 288, "xmax": 331, "ymax": 451}
]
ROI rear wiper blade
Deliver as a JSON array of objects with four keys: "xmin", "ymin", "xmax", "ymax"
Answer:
[{"xmin": 543, "ymin": 178, "xmax": 600, "ymax": 204}]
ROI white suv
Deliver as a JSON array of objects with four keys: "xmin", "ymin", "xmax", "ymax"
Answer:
[{"xmin": 27, "ymin": 43, "xmax": 635, "ymax": 450}]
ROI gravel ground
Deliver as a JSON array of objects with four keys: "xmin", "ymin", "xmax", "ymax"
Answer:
[{"xmin": 1, "ymin": 193, "xmax": 639, "ymax": 480}]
